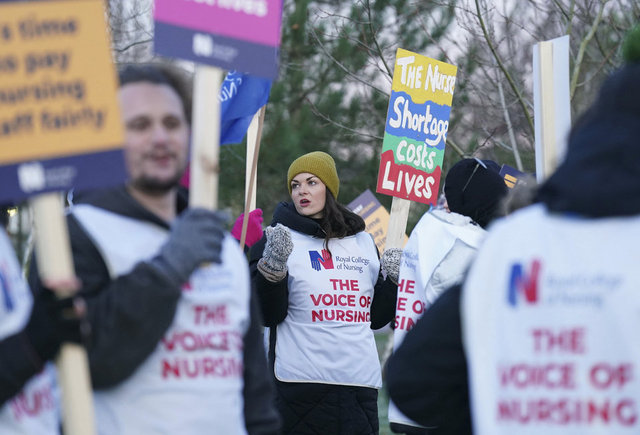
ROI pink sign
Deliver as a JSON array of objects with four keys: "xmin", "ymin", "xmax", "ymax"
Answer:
[{"xmin": 154, "ymin": 0, "xmax": 283, "ymax": 79}]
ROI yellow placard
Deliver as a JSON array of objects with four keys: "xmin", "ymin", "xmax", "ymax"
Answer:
[
  {"xmin": 0, "ymin": 0, "xmax": 122, "ymax": 164},
  {"xmin": 391, "ymin": 48, "xmax": 457, "ymax": 106}
]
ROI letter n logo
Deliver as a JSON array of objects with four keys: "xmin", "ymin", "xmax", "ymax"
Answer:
[
  {"xmin": 507, "ymin": 259, "xmax": 541, "ymax": 306},
  {"xmin": 309, "ymin": 250, "xmax": 334, "ymax": 271}
]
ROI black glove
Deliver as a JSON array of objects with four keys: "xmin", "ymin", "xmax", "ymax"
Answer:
[
  {"xmin": 150, "ymin": 208, "xmax": 227, "ymax": 285},
  {"xmin": 25, "ymin": 288, "xmax": 90, "ymax": 364}
]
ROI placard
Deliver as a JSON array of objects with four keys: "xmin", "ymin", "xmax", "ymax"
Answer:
[
  {"xmin": 376, "ymin": 48, "xmax": 457, "ymax": 205},
  {"xmin": 347, "ymin": 189, "xmax": 391, "ymax": 253},
  {"xmin": 154, "ymin": 0, "xmax": 283, "ymax": 79},
  {"xmin": 0, "ymin": 0, "xmax": 124, "ymax": 203}
]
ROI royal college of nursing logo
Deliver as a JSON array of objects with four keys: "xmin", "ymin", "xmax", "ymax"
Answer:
[
  {"xmin": 309, "ymin": 249, "xmax": 334, "ymax": 271},
  {"xmin": 507, "ymin": 259, "xmax": 541, "ymax": 307}
]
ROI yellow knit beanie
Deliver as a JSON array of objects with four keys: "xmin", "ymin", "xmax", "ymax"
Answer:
[{"xmin": 287, "ymin": 151, "xmax": 340, "ymax": 199}]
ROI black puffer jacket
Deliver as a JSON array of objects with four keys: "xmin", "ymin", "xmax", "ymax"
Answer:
[{"xmin": 249, "ymin": 202, "xmax": 397, "ymax": 435}]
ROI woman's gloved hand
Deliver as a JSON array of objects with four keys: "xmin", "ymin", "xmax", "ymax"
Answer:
[
  {"xmin": 231, "ymin": 209, "xmax": 264, "ymax": 248},
  {"xmin": 257, "ymin": 224, "xmax": 293, "ymax": 283},
  {"xmin": 381, "ymin": 248, "xmax": 402, "ymax": 284}
]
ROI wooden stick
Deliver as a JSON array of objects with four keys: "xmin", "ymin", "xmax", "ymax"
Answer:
[
  {"xmin": 538, "ymin": 41, "xmax": 558, "ymax": 179},
  {"xmin": 30, "ymin": 192, "xmax": 95, "ymax": 435},
  {"xmin": 189, "ymin": 65, "xmax": 224, "ymax": 210},
  {"xmin": 240, "ymin": 105, "xmax": 266, "ymax": 251},
  {"xmin": 385, "ymin": 197, "xmax": 411, "ymax": 251}
]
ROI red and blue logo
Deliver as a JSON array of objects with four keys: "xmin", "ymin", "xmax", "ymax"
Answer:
[
  {"xmin": 507, "ymin": 259, "xmax": 541, "ymax": 306},
  {"xmin": 309, "ymin": 249, "xmax": 334, "ymax": 271}
]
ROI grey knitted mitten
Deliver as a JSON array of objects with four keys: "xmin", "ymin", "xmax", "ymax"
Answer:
[
  {"xmin": 257, "ymin": 224, "xmax": 293, "ymax": 282},
  {"xmin": 381, "ymin": 248, "xmax": 402, "ymax": 284}
]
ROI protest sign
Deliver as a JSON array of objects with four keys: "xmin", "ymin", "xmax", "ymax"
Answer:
[
  {"xmin": 376, "ymin": 48, "xmax": 457, "ymax": 206},
  {"xmin": 0, "ymin": 0, "xmax": 125, "ymax": 204},
  {"xmin": 0, "ymin": 1, "xmax": 124, "ymax": 433},
  {"xmin": 347, "ymin": 189, "xmax": 407, "ymax": 253},
  {"xmin": 379, "ymin": 48, "xmax": 457, "ymax": 428},
  {"xmin": 154, "ymin": 0, "xmax": 283, "ymax": 79},
  {"xmin": 499, "ymin": 164, "xmax": 528, "ymax": 188},
  {"xmin": 153, "ymin": 0, "xmax": 281, "ymax": 209},
  {"xmin": 348, "ymin": 190, "xmax": 389, "ymax": 253}
]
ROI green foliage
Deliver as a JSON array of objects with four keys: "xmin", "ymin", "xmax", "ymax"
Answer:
[
  {"xmin": 219, "ymin": 0, "xmax": 457, "ymax": 233},
  {"xmin": 622, "ymin": 24, "xmax": 640, "ymax": 63}
]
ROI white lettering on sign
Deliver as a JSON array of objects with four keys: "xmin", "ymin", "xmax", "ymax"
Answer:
[
  {"xmin": 17, "ymin": 162, "xmax": 45, "ymax": 192},
  {"xmin": 192, "ymin": 33, "xmax": 238, "ymax": 62},
  {"xmin": 193, "ymin": 33, "xmax": 214, "ymax": 57},
  {"xmin": 388, "ymin": 96, "xmax": 449, "ymax": 147},
  {"xmin": 185, "ymin": 0, "xmax": 268, "ymax": 17},
  {"xmin": 396, "ymin": 56, "xmax": 456, "ymax": 94}
]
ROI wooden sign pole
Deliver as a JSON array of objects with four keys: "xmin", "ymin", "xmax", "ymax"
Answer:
[
  {"xmin": 385, "ymin": 197, "xmax": 411, "ymax": 251},
  {"xmin": 240, "ymin": 105, "xmax": 266, "ymax": 251},
  {"xmin": 538, "ymin": 41, "xmax": 558, "ymax": 179},
  {"xmin": 189, "ymin": 65, "xmax": 224, "ymax": 210},
  {"xmin": 533, "ymin": 35, "xmax": 570, "ymax": 182},
  {"xmin": 30, "ymin": 192, "xmax": 95, "ymax": 435}
]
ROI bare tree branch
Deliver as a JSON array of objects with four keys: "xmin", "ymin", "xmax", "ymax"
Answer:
[
  {"xmin": 570, "ymin": 0, "xmax": 606, "ymax": 99},
  {"xmin": 474, "ymin": 0, "xmax": 535, "ymax": 136},
  {"xmin": 305, "ymin": 97, "xmax": 384, "ymax": 141},
  {"xmin": 115, "ymin": 38, "xmax": 152, "ymax": 53},
  {"xmin": 495, "ymin": 59, "xmax": 523, "ymax": 170},
  {"xmin": 308, "ymin": 25, "xmax": 389, "ymax": 96},
  {"xmin": 365, "ymin": 0, "xmax": 393, "ymax": 77},
  {"xmin": 446, "ymin": 138, "xmax": 466, "ymax": 158}
]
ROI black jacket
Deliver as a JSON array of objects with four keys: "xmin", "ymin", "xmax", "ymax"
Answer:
[
  {"xmin": 28, "ymin": 185, "xmax": 280, "ymax": 435},
  {"xmin": 249, "ymin": 201, "xmax": 397, "ymax": 435},
  {"xmin": 386, "ymin": 284, "xmax": 470, "ymax": 435}
]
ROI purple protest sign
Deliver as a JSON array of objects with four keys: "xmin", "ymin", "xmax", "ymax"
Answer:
[{"xmin": 154, "ymin": 0, "xmax": 283, "ymax": 79}]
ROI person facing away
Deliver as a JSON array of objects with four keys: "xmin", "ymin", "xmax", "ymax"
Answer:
[
  {"xmin": 28, "ymin": 63, "xmax": 280, "ymax": 435},
  {"xmin": 388, "ymin": 158, "xmax": 508, "ymax": 434},
  {"xmin": 248, "ymin": 151, "xmax": 400, "ymax": 435},
  {"xmin": 0, "ymin": 206, "xmax": 87, "ymax": 435},
  {"xmin": 387, "ymin": 26, "xmax": 640, "ymax": 435}
]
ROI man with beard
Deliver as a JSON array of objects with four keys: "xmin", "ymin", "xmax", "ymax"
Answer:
[{"xmin": 29, "ymin": 64, "xmax": 280, "ymax": 434}]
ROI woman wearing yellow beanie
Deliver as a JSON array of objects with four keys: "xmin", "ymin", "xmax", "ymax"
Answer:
[{"xmin": 249, "ymin": 151, "xmax": 398, "ymax": 434}]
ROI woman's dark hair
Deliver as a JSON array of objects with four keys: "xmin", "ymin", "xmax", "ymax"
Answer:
[
  {"xmin": 318, "ymin": 190, "xmax": 365, "ymax": 252},
  {"xmin": 118, "ymin": 63, "xmax": 193, "ymax": 124}
]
